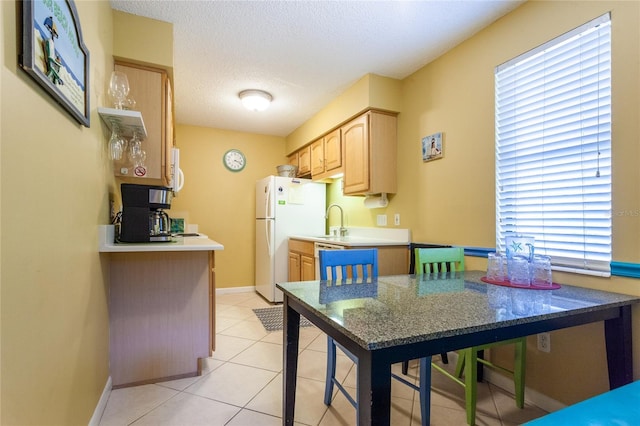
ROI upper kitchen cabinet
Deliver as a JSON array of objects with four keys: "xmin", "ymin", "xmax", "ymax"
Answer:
[
  {"xmin": 342, "ymin": 110, "xmax": 397, "ymax": 195},
  {"xmin": 297, "ymin": 145, "xmax": 311, "ymax": 177},
  {"xmin": 311, "ymin": 128, "xmax": 342, "ymax": 179},
  {"xmin": 113, "ymin": 61, "xmax": 174, "ymax": 185},
  {"xmin": 287, "ymin": 151, "xmax": 299, "ymax": 172}
]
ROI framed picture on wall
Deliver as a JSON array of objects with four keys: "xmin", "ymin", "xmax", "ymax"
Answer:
[
  {"xmin": 422, "ymin": 132, "xmax": 444, "ymax": 162},
  {"xmin": 19, "ymin": 0, "xmax": 90, "ymax": 127}
]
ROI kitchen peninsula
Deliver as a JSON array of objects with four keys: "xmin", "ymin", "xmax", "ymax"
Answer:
[{"xmin": 99, "ymin": 226, "xmax": 224, "ymax": 388}]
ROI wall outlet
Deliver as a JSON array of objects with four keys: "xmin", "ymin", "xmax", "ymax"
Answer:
[
  {"xmin": 537, "ymin": 332, "xmax": 551, "ymax": 352},
  {"xmin": 394, "ymin": 213, "xmax": 400, "ymax": 226},
  {"xmin": 376, "ymin": 214, "xmax": 387, "ymax": 226}
]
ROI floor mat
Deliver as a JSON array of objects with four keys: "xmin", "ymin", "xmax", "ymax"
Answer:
[{"xmin": 252, "ymin": 306, "xmax": 314, "ymax": 331}]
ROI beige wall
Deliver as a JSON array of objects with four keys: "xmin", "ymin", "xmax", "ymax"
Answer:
[
  {"xmin": 392, "ymin": 0, "xmax": 640, "ymax": 405},
  {"xmin": 171, "ymin": 125, "xmax": 288, "ymax": 288},
  {"xmin": 1, "ymin": 1, "xmax": 114, "ymax": 424}
]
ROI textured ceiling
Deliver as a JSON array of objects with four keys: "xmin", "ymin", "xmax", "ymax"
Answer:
[{"xmin": 110, "ymin": 0, "xmax": 524, "ymax": 137}]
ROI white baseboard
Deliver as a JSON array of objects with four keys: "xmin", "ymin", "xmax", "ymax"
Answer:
[
  {"xmin": 446, "ymin": 352, "xmax": 565, "ymax": 414},
  {"xmin": 483, "ymin": 365, "xmax": 566, "ymax": 413},
  {"xmin": 216, "ymin": 286, "xmax": 256, "ymax": 295},
  {"xmin": 89, "ymin": 376, "xmax": 112, "ymax": 426}
]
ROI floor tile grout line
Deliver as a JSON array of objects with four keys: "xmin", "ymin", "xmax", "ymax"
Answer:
[{"xmin": 101, "ymin": 291, "xmax": 545, "ymax": 425}]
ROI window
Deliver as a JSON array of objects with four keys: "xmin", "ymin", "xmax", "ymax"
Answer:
[{"xmin": 495, "ymin": 13, "xmax": 612, "ymax": 276}]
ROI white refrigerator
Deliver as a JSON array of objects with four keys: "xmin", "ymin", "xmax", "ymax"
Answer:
[{"xmin": 255, "ymin": 176, "xmax": 326, "ymax": 302}]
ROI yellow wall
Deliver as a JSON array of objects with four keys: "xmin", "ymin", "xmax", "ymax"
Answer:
[
  {"xmin": 285, "ymin": 73, "xmax": 403, "ymax": 153},
  {"xmin": 1, "ymin": 1, "xmax": 636, "ymax": 422},
  {"xmin": 325, "ymin": 179, "xmax": 376, "ymax": 228},
  {"xmin": 112, "ymin": 10, "xmax": 174, "ymax": 72},
  {"xmin": 1, "ymin": 1, "xmax": 114, "ymax": 424},
  {"xmin": 172, "ymin": 0, "xmax": 640, "ymax": 406},
  {"xmin": 392, "ymin": 0, "xmax": 640, "ymax": 405},
  {"xmin": 171, "ymin": 125, "xmax": 288, "ymax": 288}
]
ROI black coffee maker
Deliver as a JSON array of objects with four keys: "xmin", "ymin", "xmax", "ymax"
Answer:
[{"xmin": 120, "ymin": 183, "xmax": 173, "ymax": 242}]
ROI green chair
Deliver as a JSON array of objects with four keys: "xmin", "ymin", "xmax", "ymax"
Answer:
[{"xmin": 409, "ymin": 247, "xmax": 526, "ymax": 425}]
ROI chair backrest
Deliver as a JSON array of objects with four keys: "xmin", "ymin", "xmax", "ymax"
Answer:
[
  {"xmin": 415, "ymin": 247, "xmax": 465, "ymax": 274},
  {"xmin": 318, "ymin": 249, "xmax": 378, "ymax": 281}
]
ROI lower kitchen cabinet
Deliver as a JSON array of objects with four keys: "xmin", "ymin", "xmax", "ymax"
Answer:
[
  {"xmin": 108, "ymin": 250, "xmax": 215, "ymax": 388},
  {"xmin": 366, "ymin": 245, "xmax": 408, "ymax": 275},
  {"xmin": 289, "ymin": 238, "xmax": 409, "ymax": 280},
  {"xmin": 288, "ymin": 239, "xmax": 316, "ymax": 281}
]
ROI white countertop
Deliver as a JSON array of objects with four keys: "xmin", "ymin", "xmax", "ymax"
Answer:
[
  {"xmin": 290, "ymin": 227, "xmax": 411, "ymax": 247},
  {"xmin": 98, "ymin": 225, "xmax": 224, "ymax": 253}
]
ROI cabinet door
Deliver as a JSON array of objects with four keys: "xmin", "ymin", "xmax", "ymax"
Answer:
[
  {"xmin": 298, "ymin": 146, "xmax": 311, "ymax": 175},
  {"xmin": 310, "ymin": 138, "xmax": 325, "ymax": 176},
  {"xmin": 114, "ymin": 63, "xmax": 164, "ymax": 180},
  {"xmin": 342, "ymin": 114, "xmax": 370, "ymax": 194},
  {"xmin": 288, "ymin": 252, "xmax": 301, "ymax": 281},
  {"xmin": 288, "ymin": 152, "xmax": 298, "ymax": 173},
  {"xmin": 323, "ymin": 129, "xmax": 342, "ymax": 172},
  {"xmin": 301, "ymin": 254, "xmax": 315, "ymax": 281}
]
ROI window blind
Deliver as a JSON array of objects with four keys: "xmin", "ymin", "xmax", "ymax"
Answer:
[{"xmin": 495, "ymin": 13, "xmax": 612, "ymax": 276}]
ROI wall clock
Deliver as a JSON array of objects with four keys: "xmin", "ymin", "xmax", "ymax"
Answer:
[{"xmin": 223, "ymin": 149, "xmax": 246, "ymax": 172}]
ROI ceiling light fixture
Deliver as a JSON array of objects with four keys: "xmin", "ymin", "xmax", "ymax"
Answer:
[{"xmin": 239, "ymin": 89, "xmax": 273, "ymax": 112}]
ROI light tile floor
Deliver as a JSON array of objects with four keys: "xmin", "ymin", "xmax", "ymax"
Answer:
[{"xmin": 99, "ymin": 291, "xmax": 548, "ymax": 425}]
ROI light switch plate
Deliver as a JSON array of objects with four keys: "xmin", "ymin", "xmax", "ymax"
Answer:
[{"xmin": 377, "ymin": 215, "xmax": 387, "ymax": 226}]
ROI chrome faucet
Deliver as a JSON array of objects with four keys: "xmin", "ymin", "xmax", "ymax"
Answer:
[{"xmin": 325, "ymin": 204, "xmax": 347, "ymax": 237}]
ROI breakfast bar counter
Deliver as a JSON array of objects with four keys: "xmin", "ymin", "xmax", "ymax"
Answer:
[{"xmin": 99, "ymin": 225, "xmax": 224, "ymax": 388}]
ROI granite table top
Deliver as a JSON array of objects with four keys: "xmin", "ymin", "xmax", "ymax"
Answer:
[{"xmin": 277, "ymin": 271, "xmax": 640, "ymax": 351}]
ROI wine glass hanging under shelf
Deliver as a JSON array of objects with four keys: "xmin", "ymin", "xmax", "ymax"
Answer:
[{"xmin": 97, "ymin": 107, "xmax": 148, "ymax": 140}]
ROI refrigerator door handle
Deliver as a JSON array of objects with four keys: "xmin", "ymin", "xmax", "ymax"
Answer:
[
  {"xmin": 265, "ymin": 181, "xmax": 273, "ymax": 219},
  {"xmin": 266, "ymin": 219, "xmax": 273, "ymax": 256}
]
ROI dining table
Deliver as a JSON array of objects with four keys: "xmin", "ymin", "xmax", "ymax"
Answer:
[{"xmin": 276, "ymin": 270, "xmax": 640, "ymax": 425}]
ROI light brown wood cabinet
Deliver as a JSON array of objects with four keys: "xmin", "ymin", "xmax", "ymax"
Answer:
[
  {"xmin": 364, "ymin": 245, "xmax": 408, "ymax": 275},
  {"xmin": 310, "ymin": 138, "xmax": 324, "ymax": 176},
  {"xmin": 297, "ymin": 145, "xmax": 311, "ymax": 176},
  {"xmin": 289, "ymin": 238, "xmax": 408, "ymax": 282},
  {"xmin": 311, "ymin": 128, "xmax": 342, "ymax": 179},
  {"xmin": 342, "ymin": 110, "xmax": 397, "ymax": 195},
  {"xmin": 288, "ymin": 239, "xmax": 316, "ymax": 281},
  {"xmin": 114, "ymin": 62, "xmax": 174, "ymax": 185},
  {"xmin": 286, "ymin": 109, "xmax": 396, "ymax": 192},
  {"xmin": 287, "ymin": 151, "xmax": 299, "ymax": 171}
]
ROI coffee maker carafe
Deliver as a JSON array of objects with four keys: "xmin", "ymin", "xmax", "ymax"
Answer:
[
  {"xmin": 149, "ymin": 209, "xmax": 170, "ymax": 240},
  {"xmin": 120, "ymin": 184, "xmax": 173, "ymax": 243}
]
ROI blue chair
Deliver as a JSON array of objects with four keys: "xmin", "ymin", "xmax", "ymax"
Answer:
[{"xmin": 319, "ymin": 248, "xmax": 431, "ymax": 426}]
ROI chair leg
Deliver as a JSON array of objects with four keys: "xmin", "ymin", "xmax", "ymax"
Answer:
[
  {"xmin": 402, "ymin": 360, "xmax": 409, "ymax": 375},
  {"xmin": 441, "ymin": 352, "xmax": 449, "ymax": 364},
  {"xmin": 324, "ymin": 336, "xmax": 337, "ymax": 405},
  {"xmin": 463, "ymin": 348, "xmax": 478, "ymax": 426},
  {"xmin": 455, "ymin": 350, "xmax": 466, "ymax": 378},
  {"xmin": 514, "ymin": 338, "xmax": 526, "ymax": 408},
  {"xmin": 418, "ymin": 357, "xmax": 432, "ymax": 426}
]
